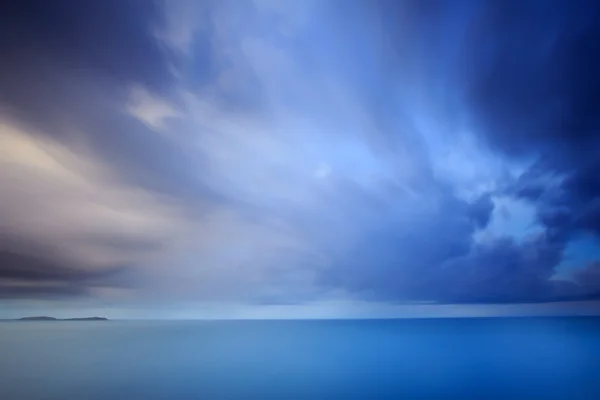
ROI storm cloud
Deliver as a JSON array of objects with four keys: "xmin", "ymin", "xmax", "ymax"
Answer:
[{"xmin": 1, "ymin": 0, "xmax": 600, "ymax": 317}]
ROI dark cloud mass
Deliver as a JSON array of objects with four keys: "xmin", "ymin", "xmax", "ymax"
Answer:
[
  {"xmin": 0, "ymin": 0, "xmax": 172, "ymax": 93},
  {"xmin": 458, "ymin": 0, "xmax": 600, "ymax": 303},
  {"xmin": 0, "ymin": 0, "xmax": 215, "ymax": 200},
  {"xmin": 0, "ymin": 249, "xmax": 126, "ymax": 299},
  {"xmin": 0, "ymin": 0, "xmax": 190, "ymax": 300},
  {"xmin": 455, "ymin": 0, "xmax": 600, "ymax": 300},
  {"xmin": 1, "ymin": 0, "xmax": 600, "ymax": 316}
]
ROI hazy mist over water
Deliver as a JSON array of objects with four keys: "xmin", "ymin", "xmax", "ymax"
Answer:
[{"xmin": 1, "ymin": 318, "xmax": 600, "ymax": 399}]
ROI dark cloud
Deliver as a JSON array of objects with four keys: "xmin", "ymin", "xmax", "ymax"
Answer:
[
  {"xmin": 0, "ymin": 0, "xmax": 173, "ymax": 95},
  {"xmin": 463, "ymin": 1, "xmax": 600, "ymax": 157},
  {"xmin": 0, "ymin": 250, "xmax": 127, "ymax": 299},
  {"xmin": 469, "ymin": 6, "xmax": 600, "ymax": 183},
  {"xmin": 468, "ymin": 194, "xmax": 494, "ymax": 229},
  {"xmin": 454, "ymin": 0, "xmax": 600, "ymax": 301},
  {"xmin": 319, "ymin": 190, "xmax": 494, "ymax": 303},
  {"xmin": 0, "ymin": 0, "xmax": 221, "ymax": 201},
  {"xmin": 437, "ymin": 235, "xmax": 566, "ymax": 304},
  {"xmin": 462, "ymin": 0, "xmax": 600, "ymax": 173}
]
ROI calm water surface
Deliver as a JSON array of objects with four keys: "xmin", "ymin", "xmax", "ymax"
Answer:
[{"xmin": 1, "ymin": 317, "xmax": 600, "ymax": 399}]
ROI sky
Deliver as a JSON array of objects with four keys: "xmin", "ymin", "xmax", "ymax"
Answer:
[{"xmin": 1, "ymin": 0, "xmax": 600, "ymax": 319}]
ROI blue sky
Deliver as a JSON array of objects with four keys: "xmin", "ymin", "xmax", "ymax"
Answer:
[{"xmin": 1, "ymin": 0, "xmax": 600, "ymax": 318}]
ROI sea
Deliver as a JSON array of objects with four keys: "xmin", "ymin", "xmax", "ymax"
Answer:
[{"xmin": 1, "ymin": 317, "xmax": 600, "ymax": 399}]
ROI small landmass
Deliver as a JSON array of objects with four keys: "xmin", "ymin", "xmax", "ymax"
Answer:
[{"xmin": 18, "ymin": 316, "xmax": 108, "ymax": 321}]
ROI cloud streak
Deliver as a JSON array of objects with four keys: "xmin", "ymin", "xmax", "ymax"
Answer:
[{"xmin": 1, "ymin": 0, "xmax": 600, "ymax": 316}]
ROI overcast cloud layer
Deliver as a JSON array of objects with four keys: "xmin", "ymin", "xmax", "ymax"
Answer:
[{"xmin": 1, "ymin": 0, "xmax": 600, "ymax": 317}]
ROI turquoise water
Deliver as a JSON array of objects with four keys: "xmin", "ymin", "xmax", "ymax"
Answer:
[{"xmin": 1, "ymin": 318, "xmax": 600, "ymax": 399}]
